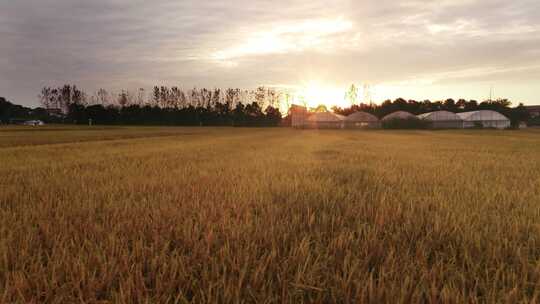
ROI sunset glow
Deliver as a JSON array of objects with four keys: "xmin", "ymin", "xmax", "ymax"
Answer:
[
  {"xmin": 2, "ymin": 0, "xmax": 539, "ymax": 106},
  {"xmin": 212, "ymin": 18, "xmax": 354, "ymax": 61},
  {"xmin": 293, "ymin": 83, "xmax": 351, "ymax": 109}
]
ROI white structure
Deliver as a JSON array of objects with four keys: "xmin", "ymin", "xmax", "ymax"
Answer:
[
  {"xmin": 306, "ymin": 112, "xmax": 345, "ymax": 129},
  {"xmin": 457, "ymin": 110, "xmax": 510, "ymax": 129},
  {"xmin": 23, "ymin": 120, "xmax": 45, "ymax": 126},
  {"xmin": 417, "ymin": 111, "xmax": 463, "ymax": 129},
  {"xmin": 345, "ymin": 112, "xmax": 380, "ymax": 128},
  {"xmin": 382, "ymin": 111, "xmax": 417, "ymax": 121}
]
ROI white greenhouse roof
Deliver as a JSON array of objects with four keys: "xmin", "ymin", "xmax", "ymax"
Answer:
[
  {"xmin": 417, "ymin": 111, "xmax": 462, "ymax": 121},
  {"xmin": 307, "ymin": 112, "xmax": 345, "ymax": 122},
  {"xmin": 457, "ymin": 110, "xmax": 509, "ymax": 121},
  {"xmin": 382, "ymin": 111, "xmax": 416, "ymax": 121},
  {"xmin": 345, "ymin": 111, "xmax": 379, "ymax": 122}
]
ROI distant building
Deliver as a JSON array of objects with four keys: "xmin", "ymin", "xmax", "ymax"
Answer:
[
  {"xmin": 306, "ymin": 112, "xmax": 345, "ymax": 129},
  {"xmin": 291, "ymin": 105, "xmax": 309, "ymax": 128},
  {"xmin": 344, "ymin": 112, "xmax": 380, "ymax": 129},
  {"xmin": 417, "ymin": 111, "xmax": 463, "ymax": 129},
  {"xmin": 525, "ymin": 105, "xmax": 540, "ymax": 118},
  {"xmin": 457, "ymin": 110, "xmax": 510, "ymax": 129},
  {"xmin": 382, "ymin": 111, "xmax": 417, "ymax": 121},
  {"xmin": 23, "ymin": 120, "xmax": 45, "ymax": 126}
]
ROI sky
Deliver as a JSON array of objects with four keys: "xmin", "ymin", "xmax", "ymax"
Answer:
[{"xmin": 1, "ymin": 0, "xmax": 540, "ymax": 107}]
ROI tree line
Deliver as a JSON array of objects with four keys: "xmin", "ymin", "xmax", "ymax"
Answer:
[
  {"xmin": 1, "ymin": 84, "xmax": 536, "ymax": 127},
  {"xmin": 0, "ymin": 97, "xmax": 53, "ymax": 123},
  {"xmin": 37, "ymin": 85, "xmax": 283, "ymax": 126}
]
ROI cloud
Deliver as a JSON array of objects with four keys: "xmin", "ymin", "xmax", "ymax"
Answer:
[
  {"xmin": 212, "ymin": 17, "xmax": 356, "ymax": 60},
  {"xmin": 0, "ymin": 0, "xmax": 539, "ymax": 105}
]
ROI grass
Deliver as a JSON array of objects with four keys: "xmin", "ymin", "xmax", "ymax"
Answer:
[{"xmin": 1, "ymin": 126, "xmax": 540, "ymax": 303}]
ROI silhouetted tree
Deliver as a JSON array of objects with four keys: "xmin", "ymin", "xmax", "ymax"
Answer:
[
  {"xmin": 345, "ymin": 84, "xmax": 358, "ymax": 105},
  {"xmin": 31, "ymin": 84, "xmax": 533, "ymax": 128}
]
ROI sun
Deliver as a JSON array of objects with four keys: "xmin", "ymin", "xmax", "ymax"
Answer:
[{"xmin": 294, "ymin": 83, "xmax": 351, "ymax": 110}]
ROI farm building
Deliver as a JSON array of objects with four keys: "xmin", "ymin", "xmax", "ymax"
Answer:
[
  {"xmin": 457, "ymin": 110, "xmax": 510, "ymax": 129},
  {"xmin": 525, "ymin": 105, "xmax": 540, "ymax": 118},
  {"xmin": 291, "ymin": 105, "xmax": 309, "ymax": 128},
  {"xmin": 22, "ymin": 120, "xmax": 45, "ymax": 126},
  {"xmin": 417, "ymin": 111, "xmax": 463, "ymax": 129},
  {"xmin": 344, "ymin": 111, "xmax": 380, "ymax": 129},
  {"xmin": 382, "ymin": 111, "xmax": 425, "ymax": 129},
  {"xmin": 305, "ymin": 111, "xmax": 345, "ymax": 129},
  {"xmin": 382, "ymin": 111, "xmax": 417, "ymax": 121}
]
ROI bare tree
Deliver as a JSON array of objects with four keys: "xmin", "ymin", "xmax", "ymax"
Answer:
[
  {"xmin": 225, "ymin": 88, "xmax": 235, "ymax": 106},
  {"xmin": 282, "ymin": 92, "xmax": 292, "ymax": 113},
  {"xmin": 199, "ymin": 88, "xmax": 212, "ymax": 108},
  {"xmin": 38, "ymin": 87, "xmax": 53, "ymax": 109},
  {"xmin": 178, "ymin": 89, "xmax": 187, "ymax": 108},
  {"xmin": 190, "ymin": 87, "xmax": 200, "ymax": 107},
  {"xmin": 72, "ymin": 86, "xmax": 86, "ymax": 105},
  {"xmin": 255, "ymin": 86, "xmax": 266, "ymax": 107},
  {"xmin": 345, "ymin": 84, "xmax": 358, "ymax": 105},
  {"xmin": 136, "ymin": 88, "xmax": 145, "ymax": 105},
  {"xmin": 97, "ymin": 88, "xmax": 110, "ymax": 105},
  {"xmin": 117, "ymin": 90, "xmax": 129, "ymax": 107},
  {"xmin": 160, "ymin": 86, "xmax": 172, "ymax": 108},
  {"xmin": 152, "ymin": 86, "xmax": 160, "ymax": 106},
  {"xmin": 267, "ymin": 88, "xmax": 279, "ymax": 108},
  {"xmin": 170, "ymin": 87, "xmax": 181, "ymax": 108},
  {"xmin": 211, "ymin": 88, "xmax": 221, "ymax": 108}
]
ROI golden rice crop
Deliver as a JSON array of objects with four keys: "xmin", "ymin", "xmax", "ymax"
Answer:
[{"xmin": 1, "ymin": 126, "xmax": 540, "ymax": 303}]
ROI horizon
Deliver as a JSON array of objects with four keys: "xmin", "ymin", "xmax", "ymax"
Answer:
[
  {"xmin": 2, "ymin": 85, "xmax": 532, "ymax": 113},
  {"xmin": 1, "ymin": 0, "xmax": 540, "ymax": 107}
]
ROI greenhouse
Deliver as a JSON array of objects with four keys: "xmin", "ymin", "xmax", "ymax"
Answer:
[
  {"xmin": 305, "ymin": 111, "xmax": 345, "ymax": 129},
  {"xmin": 457, "ymin": 110, "xmax": 510, "ymax": 129},
  {"xmin": 344, "ymin": 111, "xmax": 380, "ymax": 129},
  {"xmin": 382, "ymin": 111, "xmax": 417, "ymax": 121},
  {"xmin": 381, "ymin": 111, "xmax": 425, "ymax": 129},
  {"xmin": 417, "ymin": 111, "xmax": 463, "ymax": 129}
]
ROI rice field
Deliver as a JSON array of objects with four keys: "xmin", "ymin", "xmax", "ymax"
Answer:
[{"xmin": 1, "ymin": 126, "xmax": 540, "ymax": 303}]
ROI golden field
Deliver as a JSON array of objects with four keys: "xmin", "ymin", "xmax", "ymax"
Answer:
[{"xmin": 1, "ymin": 126, "xmax": 540, "ymax": 303}]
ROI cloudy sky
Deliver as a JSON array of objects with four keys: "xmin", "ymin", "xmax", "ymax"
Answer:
[{"xmin": 1, "ymin": 0, "xmax": 540, "ymax": 107}]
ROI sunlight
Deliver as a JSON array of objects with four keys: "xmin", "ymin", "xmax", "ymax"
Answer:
[
  {"xmin": 293, "ymin": 83, "xmax": 351, "ymax": 110},
  {"xmin": 212, "ymin": 17, "xmax": 353, "ymax": 61}
]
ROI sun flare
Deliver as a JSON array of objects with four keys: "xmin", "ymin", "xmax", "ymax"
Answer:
[{"xmin": 293, "ymin": 83, "xmax": 351, "ymax": 110}]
